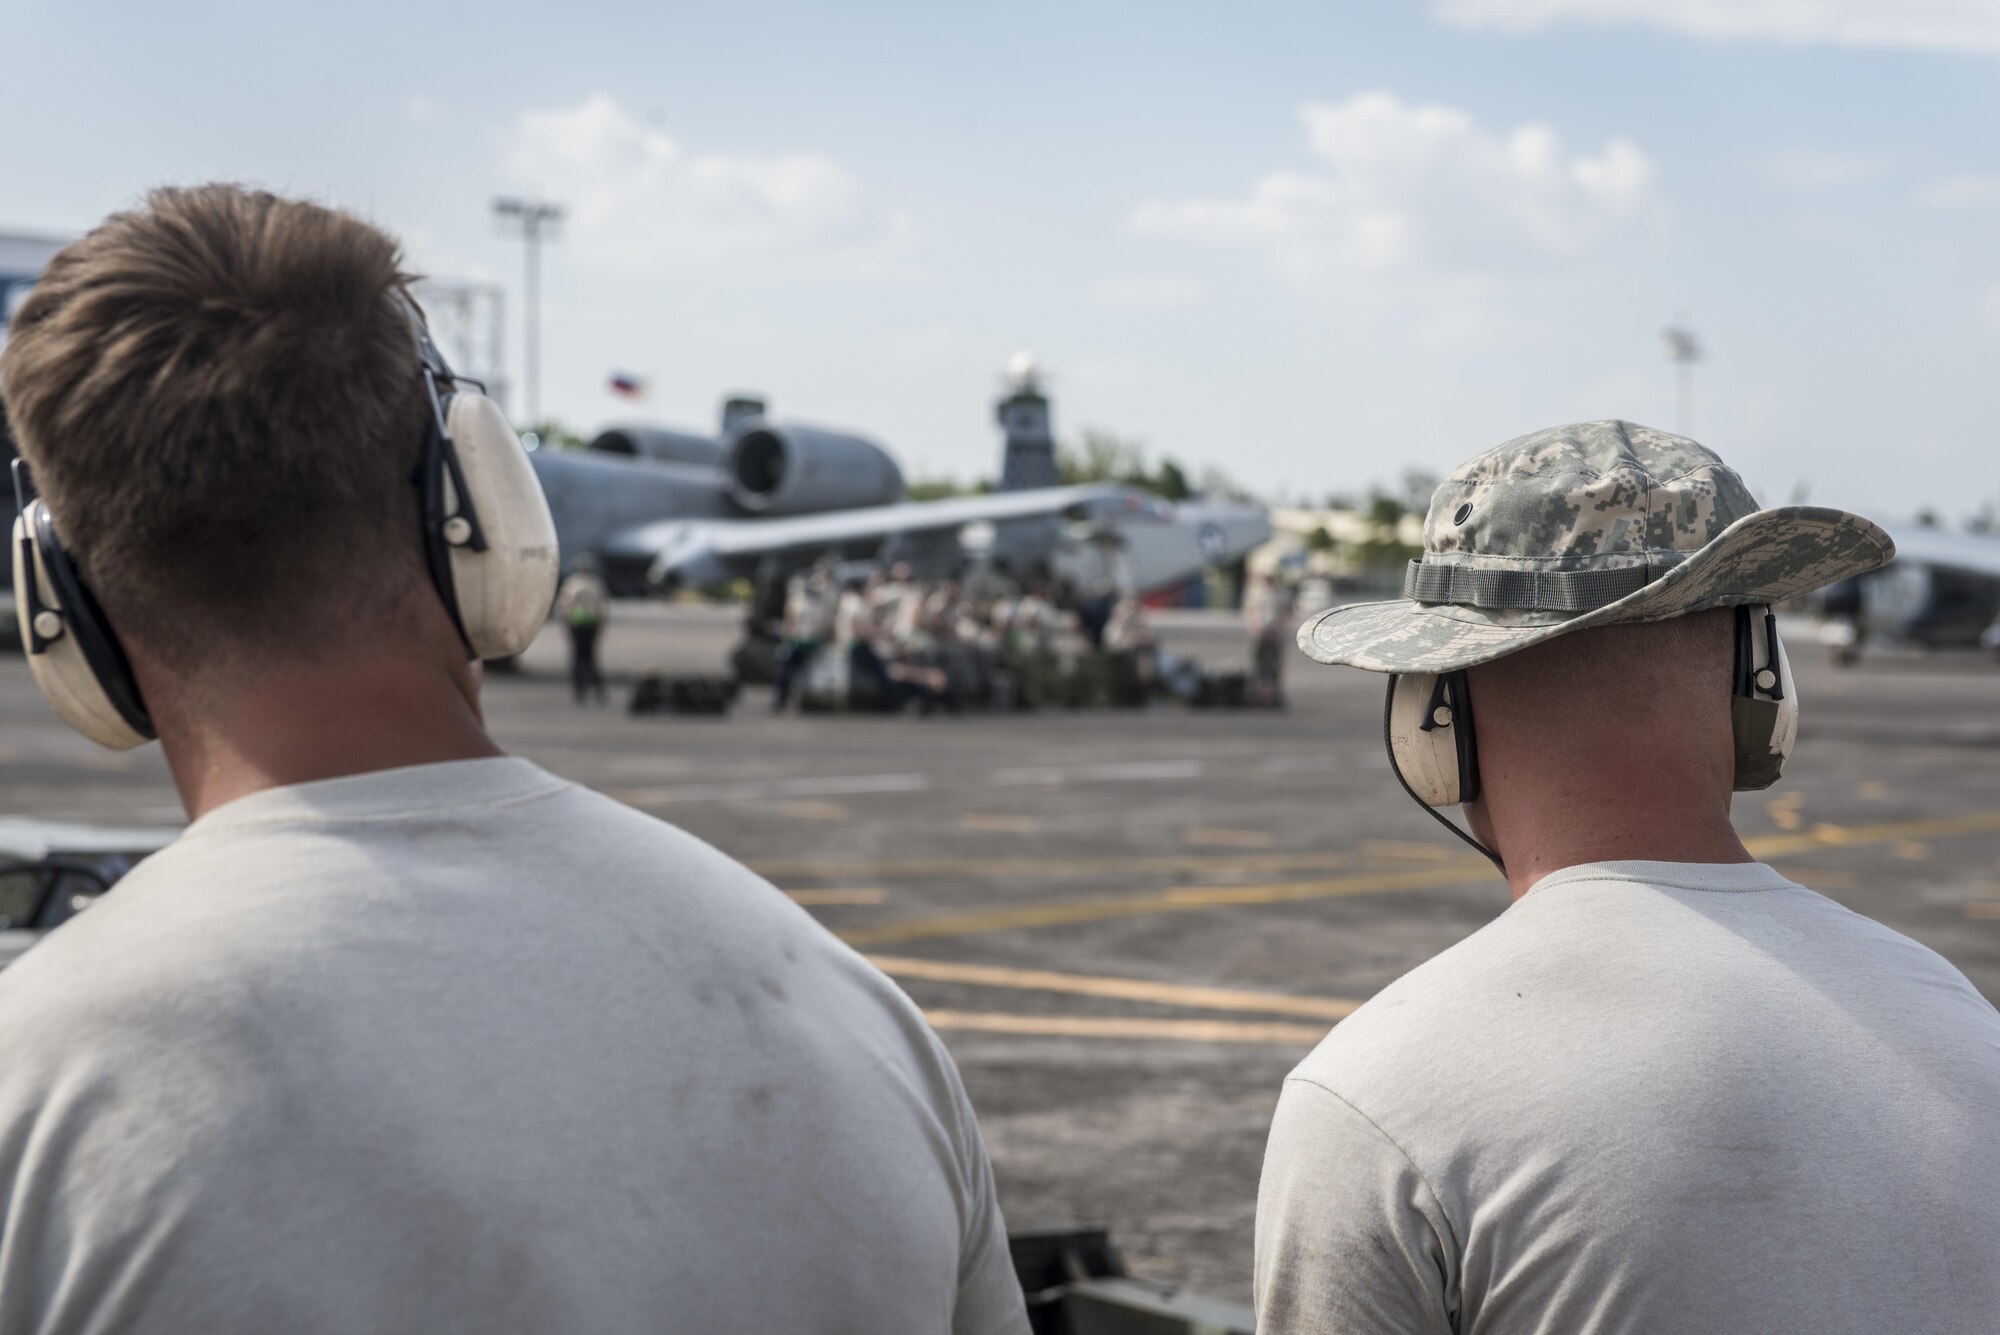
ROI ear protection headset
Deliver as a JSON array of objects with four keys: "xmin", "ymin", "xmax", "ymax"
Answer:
[
  {"xmin": 10, "ymin": 293, "xmax": 560, "ymax": 750},
  {"xmin": 1383, "ymin": 605, "xmax": 1800, "ymax": 871}
]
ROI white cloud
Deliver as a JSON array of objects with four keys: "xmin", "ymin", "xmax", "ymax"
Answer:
[
  {"xmin": 1920, "ymin": 174, "xmax": 2000, "ymax": 209},
  {"xmin": 1089, "ymin": 274, "xmax": 1206, "ymax": 309},
  {"xmin": 404, "ymin": 94, "xmax": 436, "ymax": 125},
  {"xmin": 504, "ymin": 94, "xmax": 915, "ymax": 278},
  {"xmin": 1434, "ymin": 0, "xmax": 2000, "ymax": 55},
  {"xmin": 1983, "ymin": 283, "xmax": 2000, "ymax": 332},
  {"xmin": 1128, "ymin": 92, "xmax": 1654, "ymax": 286}
]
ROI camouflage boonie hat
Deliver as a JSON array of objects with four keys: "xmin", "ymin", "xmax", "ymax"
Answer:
[{"xmin": 1297, "ymin": 420, "xmax": 1895, "ymax": 674}]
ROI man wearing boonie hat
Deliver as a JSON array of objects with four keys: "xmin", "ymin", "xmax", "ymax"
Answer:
[{"xmin": 1255, "ymin": 421, "xmax": 2000, "ymax": 1334}]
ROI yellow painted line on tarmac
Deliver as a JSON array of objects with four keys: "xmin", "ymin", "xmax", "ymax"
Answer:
[
  {"xmin": 960, "ymin": 814, "xmax": 1040, "ymax": 834},
  {"xmin": 786, "ymin": 888, "xmax": 888, "ymax": 906},
  {"xmin": 1765, "ymin": 792, "xmax": 1805, "ymax": 832},
  {"xmin": 1743, "ymin": 810, "xmax": 2000, "ymax": 859},
  {"xmin": 839, "ymin": 809, "xmax": 2000, "ymax": 948},
  {"xmin": 750, "ymin": 851, "xmax": 1361, "ymax": 880},
  {"xmin": 1360, "ymin": 838, "xmax": 1456, "ymax": 861},
  {"xmin": 1182, "ymin": 827, "xmax": 1275, "ymax": 849},
  {"xmin": 868, "ymin": 955, "xmax": 1358, "ymax": 1020},
  {"xmin": 921, "ymin": 1010, "xmax": 1327, "ymax": 1046},
  {"xmin": 837, "ymin": 863, "xmax": 1494, "ymax": 948}
]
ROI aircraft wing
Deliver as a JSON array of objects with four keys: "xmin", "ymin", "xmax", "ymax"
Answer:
[
  {"xmin": 1883, "ymin": 525, "xmax": 2000, "ymax": 581},
  {"xmin": 598, "ymin": 484, "xmax": 1131, "ymax": 587}
]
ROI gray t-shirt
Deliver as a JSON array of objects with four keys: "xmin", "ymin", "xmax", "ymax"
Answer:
[
  {"xmin": 1257, "ymin": 860, "xmax": 2000, "ymax": 1335},
  {"xmin": 0, "ymin": 759, "xmax": 1027, "ymax": 1335}
]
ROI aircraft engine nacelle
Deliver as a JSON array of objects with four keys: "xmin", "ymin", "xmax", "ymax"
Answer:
[
  {"xmin": 587, "ymin": 425, "xmax": 724, "ymax": 469},
  {"xmin": 725, "ymin": 424, "xmax": 905, "ymax": 516}
]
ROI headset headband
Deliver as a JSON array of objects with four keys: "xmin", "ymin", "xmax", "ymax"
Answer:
[{"xmin": 391, "ymin": 288, "xmax": 452, "ymax": 380}]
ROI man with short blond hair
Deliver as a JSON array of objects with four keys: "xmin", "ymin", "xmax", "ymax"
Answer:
[
  {"xmin": 1259, "ymin": 421, "xmax": 2000, "ymax": 1334},
  {"xmin": 0, "ymin": 185, "xmax": 1026, "ymax": 1335}
]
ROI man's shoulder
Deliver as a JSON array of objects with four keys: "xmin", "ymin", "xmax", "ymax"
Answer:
[
  {"xmin": 1284, "ymin": 872, "xmax": 1706, "ymax": 1102},
  {"xmin": 0, "ymin": 776, "xmax": 794, "ymax": 1017},
  {"xmin": 1290, "ymin": 908, "xmax": 1536, "ymax": 1098},
  {"xmin": 1293, "ymin": 861, "xmax": 2000, "ymax": 1119},
  {"xmin": 0, "ymin": 883, "xmax": 282, "ymax": 1129}
]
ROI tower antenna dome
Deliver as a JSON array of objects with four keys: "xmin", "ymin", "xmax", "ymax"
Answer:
[{"xmin": 1005, "ymin": 350, "xmax": 1040, "ymax": 392}]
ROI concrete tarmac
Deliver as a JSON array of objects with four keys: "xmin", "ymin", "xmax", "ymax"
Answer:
[{"xmin": 3, "ymin": 603, "xmax": 1997, "ymax": 1304}]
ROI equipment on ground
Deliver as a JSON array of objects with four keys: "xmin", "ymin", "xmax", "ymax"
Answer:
[
  {"xmin": 1010, "ymin": 1229, "xmax": 1253, "ymax": 1335},
  {"xmin": 0, "ymin": 817, "xmax": 176, "ymax": 973},
  {"xmin": 629, "ymin": 674, "xmax": 740, "ymax": 716}
]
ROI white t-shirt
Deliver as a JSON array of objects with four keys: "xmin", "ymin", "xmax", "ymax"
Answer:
[
  {"xmin": 0, "ymin": 759, "xmax": 1027, "ymax": 1335},
  {"xmin": 1257, "ymin": 860, "xmax": 2000, "ymax": 1335}
]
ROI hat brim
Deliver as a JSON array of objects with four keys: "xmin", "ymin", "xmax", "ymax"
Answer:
[{"xmin": 1296, "ymin": 505, "xmax": 1895, "ymax": 675}]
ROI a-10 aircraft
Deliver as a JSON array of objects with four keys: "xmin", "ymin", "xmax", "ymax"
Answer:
[
  {"xmin": 528, "ymin": 355, "xmax": 1272, "ymax": 613},
  {"xmin": 1809, "ymin": 522, "xmax": 2000, "ymax": 663}
]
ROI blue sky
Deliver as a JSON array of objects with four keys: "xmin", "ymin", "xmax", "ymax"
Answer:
[{"xmin": 4, "ymin": 0, "xmax": 1998, "ymax": 517}]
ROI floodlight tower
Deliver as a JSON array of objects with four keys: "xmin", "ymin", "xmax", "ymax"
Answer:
[
  {"xmin": 1662, "ymin": 322, "xmax": 1701, "ymax": 435},
  {"xmin": 492, "ymin": 197, "xmax": 564, "ymax": 426}
]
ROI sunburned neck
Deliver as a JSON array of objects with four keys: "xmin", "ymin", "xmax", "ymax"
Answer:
[
  {"xmin": 1478, "ymin": 765, "xmax": 1751, "ymax": 901},
  {"xmin": 1462, "ymin": 613, "xmax": 1757, "ymax": 900},
  {"xmin": 152, "ymin": 653, "xmax": 502, "ymax": 820}
]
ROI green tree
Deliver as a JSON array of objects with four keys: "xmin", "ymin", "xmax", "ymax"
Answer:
[
  {"xmin": 1059, "ymin": 429, "xmax": 1145, "ymax": 486},
  {"xmin": 1055, "ymin": 429, "xmax": 1258, "ymax": 503},
  {"xmin": 1365, "ymin": 493, "xmax": 1406, "ymax": 530},
  {"xmin": 1058, "ymin": 430, "xmax": 1208, "ymax": 500},
  {"xmin": 907, "ymin": 477, "xmax": 969, "ymax": 501},
  {"xmin": 1354, "ymin": 489, "xmax": 1420, "ymax": 568},
  {"xmin": 1197, "ymin": 465, "xmax": 1255, "ymax": 503}
]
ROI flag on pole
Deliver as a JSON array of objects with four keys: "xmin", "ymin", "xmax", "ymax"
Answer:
[{"xmin": 608, "ymin": 372, "xmax": 646, "ymax": 400}]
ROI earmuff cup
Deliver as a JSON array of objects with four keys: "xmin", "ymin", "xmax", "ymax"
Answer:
[
  {"xmin": 1386, "ymin": 672, "xmax": 1476, "ymax": 807},
  {"xmin": 423, "ymin": 393, "xmax": 560, "ymax": 662},
  {"xmin": 1731, "ymin": 604, "xmax": 1798, "ymax": 791},
  {"xmin": 11, "ymin": 505, "xmax": 153, "ymax": 750}
]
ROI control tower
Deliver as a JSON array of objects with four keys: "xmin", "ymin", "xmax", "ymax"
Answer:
[{"xmin": 996, "ymin": 351, "xmax": 1061, "ymax": 491}]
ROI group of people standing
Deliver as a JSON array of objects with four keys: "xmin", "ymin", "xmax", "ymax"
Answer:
[
  {"xmin": 554, "ymin": 552, "xmax": 1293, "ymax": 716},
  {"xmin": 768, "ymin": 559, "xmax": 1176, "ymax": 715}
]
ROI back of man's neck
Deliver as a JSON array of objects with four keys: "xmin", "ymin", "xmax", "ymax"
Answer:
[
  {"xmin": 1486, "ymin": 779, "xmax": 1752, "ymax": 901},
  {"xmin": 150, "ymin": 655, "xmax": 502, "ymax": 820}
]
